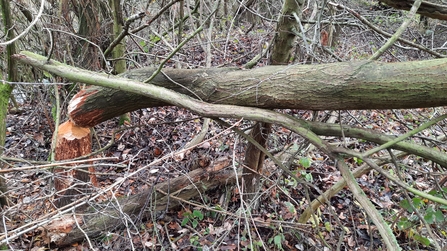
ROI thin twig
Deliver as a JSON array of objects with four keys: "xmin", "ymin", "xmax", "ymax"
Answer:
[
  {"xmin": 73, "ymin": 212, "xmax": 95, "ymax": 250},
  {"xmin": 0, "ymin": 157, "xmax": 117, "ymax": 173},
  {"xmin": 50, "ymin": 85, "xmax": 61, "ymax": 161},
  {"xmin": 329, "ymin": 2, "xmax": 445, "ymax": 58},
  {"xmin": 0, "ymin": 0, "xmax": 44, "ymax": 45},
  {"xmin": 142, "ymin": 2, "xmax": 221, "ymax": 84},
  {"xmin": 336, "ymin": 156, "xmax": 401, "ymax": 250},
  {"xmin": 369, "ymin": 0, "xmax": 422, "ymax": 60}
]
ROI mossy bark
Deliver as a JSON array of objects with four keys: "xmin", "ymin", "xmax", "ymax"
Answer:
[
  {"xmin": 109, "ymin": 0, "xmax": 130, "ymax": 124},
  {"xmin": 0, "ymin": 0, "xmax": 16, "ymax": 207}
]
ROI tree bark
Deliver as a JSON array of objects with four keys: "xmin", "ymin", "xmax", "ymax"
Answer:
[
  {"xmin": 73, "ymin": 0, "xmax": 104, "ymax": 70},
  {"xmin": 71, "ymin": 61, "xmax": 447, "ymax": 126},
  {"xmin": 108, "ymin": 0, "xmax": 131, "ymax": 124},
  {"xmin": 269, "ymin": 0, "xmax": 301, "ymax": 65},
  {"xmin": 378, "ymin": 0, "xmax": 447, "ymax": 20},
  {"xmin": 13, "ymin": 51, "xmax": 447, "ymax": 127},
  {"xmin": 0, "ymin": 0, "xmax": 16, "ymax": 208},
  {"xmin": 109, "ymin": 0, "xmax": 125, "ymax": 74}
]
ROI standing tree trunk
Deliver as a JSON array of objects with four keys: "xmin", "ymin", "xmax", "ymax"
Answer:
[
  {"xmin": 242, "ymin": 0, "xmax": 301, "ymax": 207},
  {"xmin": 0, "ymin": 0, "xmax": 17, "ymax": 207},
  {"xmin": 269, "ymin": 0, "xmax": 301, "ymax": 65},
  {"xmin": 109, "ymin": 0, "xmax": 125, "ymax": 74},
  {"xmin": 74, "ymin": 0, "xmax": 104, "ymax": 70},
  {"xmin": 109, "ymin": 0, "xmax": 130, "ymax": 124}
]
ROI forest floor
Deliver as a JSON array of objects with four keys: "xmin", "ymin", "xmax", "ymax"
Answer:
[
  {"xmin": 5, "ymin": 104, "xmax": 446, "ymax": 250},
  {"xmin": 2, "ymin": 3, "xmax": 447, "ymax": 251}
]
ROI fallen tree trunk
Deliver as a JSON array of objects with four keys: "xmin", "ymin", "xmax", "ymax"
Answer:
[
  {"xmin": 48, "ymin": 158, "xmax": 234, "ymax": 247},
  {"xmin": 378, "ymin": 0, "xmax": 447, "ymax": 21},
  {"xmin": 13, "ymin": 52, "xmax": 447, "ymax": 127},
  {"xmin": 68, "ymin": 58, "xmax": 447, "ymax": 127}
]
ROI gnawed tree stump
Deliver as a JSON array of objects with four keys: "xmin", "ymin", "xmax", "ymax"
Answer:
[{"xmin": 54, "ymin": 120, "xmax": 96, "ymax": 207}]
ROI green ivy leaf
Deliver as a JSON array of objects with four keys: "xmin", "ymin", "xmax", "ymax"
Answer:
[
  {"xmin": 413, "ymin": 234, "xmax": 431, "ymax": 247},
  {"xmin": 397, "ymin": 217, "xmax": 411, "ymax": 230},
  {"xmin": 353, "ymin": 157, "xmax": 363, "ymax": 165},
  {"xmin": 434, "ymin": 210, "xmax": 444, "ymax": 223},
  {"xmin": 412, "ymin": 197, "xmax": 424, "ymax": 208},
  {"xmin": 273, "ymin": 234, "xmax": 284, "ymax": 250},
  {"xmin": 424, "ymin": 212, "xmax": 435, "ymax": 224},
  {"xmin": 284, "ymin": 201, "xmax": 296, "ymax": 214},
  {"xmin": 193, "ymin": 210, "xmax": 204, "ymax": 220},
  {"xmin": 192, "ymin": 219, "xmax": 199, "ymax": 228},
  {"xmin": 299, "ymin": 157, "xmax": 311, "ymax": 168},
  {"xmin": 399, "ymin": 199, "xmax": 413, "ymax": 213},
  {"xmin": 305, "ymin": 172, "xmax": 313, "ymax": 182},
  {"xmin": 181, "ymin": 217, "xmax": 189, "ymax": 226},
  {"xmin": 423, "ymin": 206, "xmax": 437, "ymax": 224}
]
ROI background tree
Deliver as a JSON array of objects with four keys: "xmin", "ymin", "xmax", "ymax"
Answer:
[
  {"xmin": 0, "ymin": 0, "xmax": 18, "ymax": 208},
  {"xmin": 243, "ymin": 0, "xmax": 302, "ymax": 208},
  {"xmin": 0, "ymin": 1, "xmax": 19, "ymax": 207}
]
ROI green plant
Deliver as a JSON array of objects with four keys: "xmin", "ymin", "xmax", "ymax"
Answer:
[
  {"xmin": 101, "ymin": 232, "xmax": 114, "ymax": 243},
  {"xmin": 353, "ymin": 156, "xmax": 363, "ymax": 165},
  {"xmin": 189, "ymin": 235, "xmax": 200, "ymax": 247},
  {"xmin": 268, "ymin": 233, "xmax": 285, "ymax": 251},
  {"xmin": 149, "ymin": 34, "xmax": 160, "ymax": 44},
  {"xmin": 397, "ymin": 190, "xmax": 447, "ymax": 247},
  {"xmin": 298, "ymin": 157, "xmax": 313, "ymax": 182},
  {"xmin": 138, "ymin": 41, "xmax": 149, "ymax": 53},
  {"xmin": 181, "ymin": 209, "xmax": 204, "ymax": 228}
]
